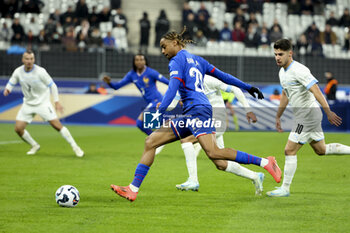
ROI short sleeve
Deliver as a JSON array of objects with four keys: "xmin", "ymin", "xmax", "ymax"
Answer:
[
  {"xmin": 6, "ymin": 69, "xmax": 19, "ymax": 91},
  {"xmin": 9, "ymin": 69, "xmax": 19, "ymax": 86},
  {"xmin": 296, "ymin": 66, "xmax": 318, "ymax": 90},
  {"xmin": 148, "ymin": 68, "xmax": 158, "ymax": 79},
  {"xmin": 169, "ymin": 60, "xmax": 182, "ymax": 80},
  {"xmin": 40, "ymin": 68, "xmax": 54, "ymax": 86}
]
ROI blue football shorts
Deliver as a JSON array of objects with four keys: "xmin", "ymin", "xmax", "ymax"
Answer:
[{"xmin": 170, "ymin": 105, "xmax": 216, "ymax": 139}]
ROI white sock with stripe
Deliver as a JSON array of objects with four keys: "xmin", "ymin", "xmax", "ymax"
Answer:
[
  {"xmin": 181, "ymin": 142, "xmax": 198, "ymax": 183},
  {"xmin": 60, "ymin": 126, "xmax": 78, "ymax": 148},
  {"xmin": 22, "ymin": 130, "xmax": 38, "ymax": 146},
  {"xmin": 325, "ymin": 143, "xmax": 350, "ymax": 155},
  {"xmin": 225, "ymin": 161, "xmax": 258, "ymax": 180},
  {"xmin": 281, "ymin": 155, "xmax": 297, "ymax": 192},
  {"xmin": 193, "ymin": 142, "xmax": 202, "ymax": 157}
]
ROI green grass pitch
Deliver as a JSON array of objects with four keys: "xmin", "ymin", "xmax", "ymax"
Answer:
[{"xmin": 0, "ymin": 123, "xmax": 350, "ymax": 233}]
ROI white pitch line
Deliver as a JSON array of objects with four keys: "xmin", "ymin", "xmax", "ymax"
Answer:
[{"xmin": 0, "ymin": 140, "xmax": 23, "ymax": 145}]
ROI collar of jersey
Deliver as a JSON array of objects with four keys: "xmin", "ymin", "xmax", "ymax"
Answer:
[
  {"xmin": 174, "ymin": 49, "xmax": 185, "ymax": 57},
  {"xmin": 136, "ymin": 66, "xmax": 147, "ymax": 76},
  {"xmin": 23, "ymin": 64, "xmax": 35, "ymax": 73},
  {"xmin": 284, "ymin": 60, "xmax": 294, "ymax": 72}
]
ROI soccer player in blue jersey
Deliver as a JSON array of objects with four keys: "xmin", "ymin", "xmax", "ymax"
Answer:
[
  {"xmin": 111, "ymin": 29, "xmax": 282, "ymax": 202},
  {"xmin": 103, "ymin": 54, "xmax": 169, "ymax": 153}
]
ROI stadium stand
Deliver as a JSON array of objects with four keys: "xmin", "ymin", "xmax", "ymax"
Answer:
[
  {"xmin": 1, "ymin": 0, "xmax": 350, "ymax": 57},
  {"xmin": 1, "ymin": 0, "xmax": 350, "ymax": 83}
]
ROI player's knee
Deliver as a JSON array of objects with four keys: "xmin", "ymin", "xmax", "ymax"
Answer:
[
  {"xmin": 144, "ymin": 136, "xmax": 152, "ymax": 149},
  {"xmin": 284, "ymin": 148, "xmax": 296, "ymax": 155},
  {"xmin": 215, "ymin": 164, "xmax": 226, "ymax": 170},
  {"xmin": 14, "ymin": 126, "xmax": 20, "ymax": 133},
  {"xmin": 213, "ymin": 160, "xmax": 226, "ymax": 171},
  {"xmin": 49, "ymin": 120, "xmax": 63, "ymax": 131},
  {"xmin": 144, "ymin": 135, "xmax": 156, "ymax": 150},
  {"xmin": 315, "ymin": 148, "xmax": 326, "ymax": 155},
  {"xmin": 204, "ymin": 149, "xmax": 214, "ymax": 159},
  {"xmin": 52, "ymin": 125, "xmax": 62, "ymax": 131},
  {"xmin": 14, "ymin": 126, "xmax": 23, "ymax": 135},
  {"xmin": 205, "ymin": 149, "xmax": 219, "ymax": 160}
]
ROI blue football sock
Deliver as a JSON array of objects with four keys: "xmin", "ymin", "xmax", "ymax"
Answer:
[
  {"xmin": 136, "ymin": 119, "xmax": 153, "ymax": 135},
  {"xmin": 131, "ymin": 163, "xmax": 150, "ymax": 188},
  {"xmin": 235, "ymin": 150, "xmax": 262, "ymax": 166}
]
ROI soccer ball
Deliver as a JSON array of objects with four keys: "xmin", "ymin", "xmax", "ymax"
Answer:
[{"xmin": 55, "ymin": 185, "xmax": 80, "ymax": 207}]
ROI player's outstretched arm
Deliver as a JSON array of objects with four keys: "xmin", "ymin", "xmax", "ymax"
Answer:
[
  {"xmin": 208, "ymin": 66, "xmax": 264, "ymax": 99},
  {"xmin": 206, "ymin": 76, "xmax": 257, "ymax": 123},
  {"xmin": 230, "ymin": 86, "xmax": 257, "ymax": 123},
  {"xmin": 276, "ymin": 90, "xmax": 289, "ymax": 132},
  {"xmin": 158, "ymin": 78, "xmax": 181, "ymax": 114},
  {"xmin": 309, "ymin": 84, "xmax": 342, "ymax": 126},
  {"xmin": 247, "ymin": 86, "xmax": 264, "ymax": 99},
  {"xmin": 219, "ymin": 82, "xmax": 250, "ymax": 108},
  {"xmin": 103, "ymin": 75, "xmax": 131, "ymax": 90},
  {"xmin": 209, "ymin": 67, "xmax": 250, "ymax": 89},
  {"xmin": 49, "ymin": 83, "xmax": 63, "ymax": 114},
  {"xmin": 4, "ymin": 75, "xmax": 18, "ymax": 96},
  {"xmin": 156, "ymin": 74, "xmax": 170, "ymax": 85}
]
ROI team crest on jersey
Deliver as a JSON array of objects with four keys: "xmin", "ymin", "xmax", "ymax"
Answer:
[{"xmin": 143, "ymin": 76, "xmax": 149, "ymax": 86}]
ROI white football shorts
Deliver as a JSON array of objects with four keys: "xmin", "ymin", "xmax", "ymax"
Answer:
[
  {"xmin": 288, "ymin": 122, "xmax": 324, "ymax": 144},
  {"xmin": 16, "ymin": 101, "xmax": 58, "ymax": 123},
  {"xmin": 212, "ymin": 107, "xmax": 227, "ymax": 135}
]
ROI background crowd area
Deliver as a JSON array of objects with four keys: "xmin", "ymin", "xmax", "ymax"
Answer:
[{"xmin": 0, "ymin": 0, "xmax": 350, "ymax": 57}]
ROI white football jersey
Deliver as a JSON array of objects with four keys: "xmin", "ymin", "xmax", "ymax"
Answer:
[
  {"xmin": 279, "ymin": 60, "xmax": 322, "ymax": 124},
  {"xmin": 7, "ymin": 65, "xmax": 54, "ymax": 105},
  {"xmin": 203, "ymin": 75, "xmax": 227, "ymax": 108},
  {"xmin": 203, "ymin": 75, "xmax": 251, "ymax": 133},
  {"xmin": 203, "ymin": 75, "xmax": 250, "ymax": 111}
]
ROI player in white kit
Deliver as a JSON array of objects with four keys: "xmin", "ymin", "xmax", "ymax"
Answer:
[
  {"xmin": 3, "ymin": 50, "xmax": 84, "ymax": 157},
  {"xmin": 176, "ymin": 75, "xmax": 265, "ymax": 195},
  {"xmin": 267, "ymin": 39, "xmax": 350, "ymax": 197}
]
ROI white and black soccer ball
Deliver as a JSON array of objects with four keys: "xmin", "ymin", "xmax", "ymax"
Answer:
[{"xmin": 55, "ymin": 185, "xmax": 80, "ymax": 207}]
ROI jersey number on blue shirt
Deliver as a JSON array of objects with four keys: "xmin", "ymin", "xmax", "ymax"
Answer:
[{"xmin": 190, "ymin": 67, "xmax": 204, "ymax": 93}]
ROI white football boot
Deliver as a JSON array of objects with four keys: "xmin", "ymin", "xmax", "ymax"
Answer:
[
  {"xmin": 176, "ymin": 179, "xmax": 199, "ymax": 191},
  {"xmin": 266, "ymin": 187, "xmax": 290, "ymax": 197},
  {"xmin": 252, "ymin": 172, "xmax": 264, "ymax": 196},
  {"xmin": 73, "ymin": 146, "xmax": 84, "ymax": 157},
  {"xmin": 27, "ymin": 144, "xmax": 40, "ymax": 155}
]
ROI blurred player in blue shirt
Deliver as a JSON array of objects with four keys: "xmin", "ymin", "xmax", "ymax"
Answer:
[
  {"xmin": 111, "ymin": 28, "xmax": 282, "ymax": 202},
  {"xmin": 103, "ymin": 54, "xmax": 169, "ymax": 142}
]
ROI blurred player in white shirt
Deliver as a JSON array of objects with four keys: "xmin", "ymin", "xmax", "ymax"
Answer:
[
  {"xmin": 3, "ymin": 50, "xmax": 84, "ymax": 157},
  {"xmin": 267, "ymin": 39, "xmax": 350, "ymax": 197},
  {"xmin": 176, "ymin": 75, "xmax": 265, "ymax": 195}
]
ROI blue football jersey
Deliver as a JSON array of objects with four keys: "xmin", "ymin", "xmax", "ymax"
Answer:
[
  {"xmin": 158, "ymin": 50, "xmax": 251, "ymax": 114},
  {"xmin": 167, "ymin": 50, "xmax": 212, "ymax": 112},
  {"xmin": 109, "ymin": 66, "xmax": 169, "ymax": 104}
]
